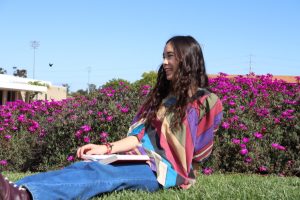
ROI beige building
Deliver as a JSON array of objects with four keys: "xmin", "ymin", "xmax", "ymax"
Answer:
[{"xmin": 0, "ymin": 74, "xmax": 67, "ymax": 105}]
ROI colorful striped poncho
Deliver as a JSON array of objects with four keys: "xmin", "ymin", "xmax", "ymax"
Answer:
[{"xmin": 127, "ymin": 89, "xmax": 223, "ymax": 188}]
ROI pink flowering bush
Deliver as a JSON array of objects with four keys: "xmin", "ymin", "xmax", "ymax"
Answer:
[
  {"xmin": 0, "ymin": 81, "xmax": 147, "ymax": 171},
  {"xmin": 0, "ymin": 73, "xmax": 299, "ymax": 177},
  {"xmin": 203, "ymin": 73, "xmax": 299, "ymax": 176}
]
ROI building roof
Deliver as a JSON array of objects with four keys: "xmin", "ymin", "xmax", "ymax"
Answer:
[
  {"xmin": 208, "ymin": 74, "xmax": 298, "ymax": 83},
  {"xmin": 0, "ymin": 74, "xmax": 48, "ymax": 92}
]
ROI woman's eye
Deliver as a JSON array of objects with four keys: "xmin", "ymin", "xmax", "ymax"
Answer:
[{"xmin": 163, "ymin": 54, "xmax": 174, "ymax": 59}]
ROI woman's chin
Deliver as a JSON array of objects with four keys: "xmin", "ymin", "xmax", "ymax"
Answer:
[{"xmin": 166, "ymin": 75, "xmax": 173, "ymax": 81}]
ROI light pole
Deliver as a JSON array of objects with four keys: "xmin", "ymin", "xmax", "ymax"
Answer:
[{"xmin": 31, "ymin": 41, "xmax": 40, "ymax": 79}]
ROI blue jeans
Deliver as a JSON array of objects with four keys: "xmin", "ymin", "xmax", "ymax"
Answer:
[{"xmin": 16, "ymin": 161, "xmax": 160, "ymax": 200}]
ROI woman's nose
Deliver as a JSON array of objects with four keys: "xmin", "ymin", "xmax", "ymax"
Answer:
[{"xmin": 163, "ymin": 58, "xmax": 168, "ymax": 65}]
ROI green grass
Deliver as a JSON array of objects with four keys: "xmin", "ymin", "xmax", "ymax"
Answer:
[{"xmin": 2, "ymin": 172, "xmax": 300, "ymax": 200}]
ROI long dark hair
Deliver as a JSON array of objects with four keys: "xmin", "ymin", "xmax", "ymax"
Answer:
[{"xmin": 139, "ymin": 36, "xmax": 208, "ymax": 130}]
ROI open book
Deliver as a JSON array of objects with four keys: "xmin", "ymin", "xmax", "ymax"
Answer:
[{"xmin": 82, "ymin": 154, "xmax": 150, "ymax": 165}]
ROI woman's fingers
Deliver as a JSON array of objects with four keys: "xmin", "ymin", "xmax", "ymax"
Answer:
[
  {"xmin": 77, "ymin": 144, "xmax": 105, "ymax": 158},
  {"xmin": 77, "ymin": 144, "xmax": 93, "ymax": 158},
  {"xmin": 85, "ymin": 148, "xmax": 100, "ymax": 155}
]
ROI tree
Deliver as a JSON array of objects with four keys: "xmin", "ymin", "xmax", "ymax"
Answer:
[
  {"xmin": 0, "ymin": 67, "xmax": 7, "ymax": 74},
  {"xmin": 71, "ymin": 89, "xmax": 88, "ymax": 96},
  {"xmin": 102, "ymin": 78, "xmax": 131, "ymax": 89},
  {"xmin": 13, "ymin": 67, "xmax": 27, "ymax": 78},
  {"xmin": 88, "ymin": 83, "xmax": 97, "ymax": 94},
  {"xmin": 62, "ymin": 83, "xmax": 71, "ymax": 95},
  {"xmin": 133, "ymin": 71, "xmax": 157, "ymax": 88}
]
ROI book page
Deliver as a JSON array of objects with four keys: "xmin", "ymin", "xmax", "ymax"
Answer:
[{"xmin": 82, "ymin": 154, "xmax": 150, "ymax": 165}]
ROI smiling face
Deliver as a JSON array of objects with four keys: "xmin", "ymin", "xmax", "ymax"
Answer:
[{"xmin": 163, "ymin": 42, "xmax": 179, "ymax": 81}]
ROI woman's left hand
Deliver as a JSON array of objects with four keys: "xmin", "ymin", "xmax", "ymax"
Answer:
[{"xmin": 76, "ymin": 144, "xmax": 107, "ymax": 159}]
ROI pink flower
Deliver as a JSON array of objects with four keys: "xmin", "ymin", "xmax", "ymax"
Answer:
[
  {"xmin": 271, "ymin": 143, "xmax": 279, "ymax": 148},
  {"xmin": 274, "ymin": 118, "xmax": 280, "ymax": 124},
  {"xmin": 272, "ymin": 143, "xmax": 286, "ymax": 151},
  {"xmin": 70, "ymin": 115, "xmax": 78, "ymax": 120},
  {"xmin": 253, "ymin": 132, "xmax": 263, "ymax": 139},
  {"xmin": 242, "ymin": 137, "xmax": 250, "ymax": 143},
  {"xmin": 120, "ymin": 107, "xmax": 129, "ymax": 113},
  {"xmin": 202, "ymin": 167, "xmax": 213, "ymax": 175},
  {"xmin": 232, "ymin": 138, "xmax": 240, "ymax": 144},
  {"xmin": 100, "ymin": 132, "xmax": 108, "ymax": 143},
  {"xmin": 277, "ymin": 146, "xmax": 286, "ymax": 151},
  {"xmin": 31, "ymin": 120, "xmax": 40, "ymax": 128},
  {"xmin": 67, "ymin": 155, "xmax": 74, "ymax": 162},
  {"xmin": 18, "ymin": 114, "xmax": 25, "ymax": 122},
  {"xmin": 244, "ymin": 157, "xmax": 252, "ymax": 163},
  {"xmin": 239, "ymin": 148, "xmax": 248, "ymax": 155},
  {"xmin": 259, "ymin": 166, "xmax": 267, "ymax": 172},
  {"xmin": 4, "ymin": 135, "xmax": 12, "ymax": 140},
  {"xmin": 28, "ymin": 126, "xmax": 37, "ymax": 133},
  {"xmin": 222, "ymin": 122, "xmax": 230, "ymax": 129},
  {"xmin": 228, "ymin": 100, "xmax": 236, "ymax": 106},
  {"xmin": 240, "ymin": 144, "xmax": 246, "ymax": 149},
  {"xmin": 249, "ymin": 99, "xmax": 256, "ymax": 107},
  {"xmin": 100, "ymin": 132, "xmax": 108, "ymax": 139},
  {"xmin": 39, "ymin": 129, "xmax": 46, "ymax": 138},
  {"xmin": 97, "ymin": 111, "xmax": 103, "ymax": 116},
  {"xmin": 238, "ymin": 123, "xmax": 248, "ymax": 131},
  {"xmin": 229, "ymin": 108, "xmax": 235, "ymax": 114},
  {"xmin": 0, "ymin": 160, "xmax": 8, "ymax": 166},
  {"xmin": 142, "ymin": 89, "xmax": 150, "ymax": 96},
  {"xmin": 75, "ymin": 130, "xmax": 83, "ymax": 138},
  {"xmin": 47, "ymin": 117, "xmax": 54, "ymax": 122},
  {"xmin": 83, "ymin": 136, "xmax": 90, "ymax": 143},
  {"xmin": 239, "ymin": 106, "xmax": 245, "ymax": 111},
  {"xmin": 106, "ymin": 116, "xmax": 113, "ymax": 122},
  {"xmin": 142, "ymin": 85, "xmax": 151, "ymax": 90},
  {"xmin": 232, "ymin": 115, "xmax": 239, "ymax": 121},
  {"xmin": 81, "ymin": 125, "xmax": 91, "ymax": 132}
]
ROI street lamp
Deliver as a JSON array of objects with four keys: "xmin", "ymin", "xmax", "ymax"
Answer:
[{"xmin": 31, "ymin": 41, "xmax": 40, "ymax": 79}]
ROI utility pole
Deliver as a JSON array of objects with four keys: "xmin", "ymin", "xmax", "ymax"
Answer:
[
  {"xmin": 31, "ymin": 41, "xmax": 40, "ymax": 79},
  {"xmin": 249, "ymin": 54, "xmax": 253, "ymax": 73}
]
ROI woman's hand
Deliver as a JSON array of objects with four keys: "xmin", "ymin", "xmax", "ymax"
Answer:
[
  {"xmin": 76, "ymin": 136, "xmax": 140, "ymax": 159},
  {"xmin": 76, "ymin": 144, "xmax": 107, "ymax": 159}
]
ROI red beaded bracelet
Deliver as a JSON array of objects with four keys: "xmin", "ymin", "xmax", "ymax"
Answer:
[{"xmin": 104, "ymin": 143, "xmax": 113, "ymax": 154}]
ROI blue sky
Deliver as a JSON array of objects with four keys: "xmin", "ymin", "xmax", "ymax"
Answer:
[{"xmin": 0, "ymin": 0, "xmax": 299, "ymax": 92}]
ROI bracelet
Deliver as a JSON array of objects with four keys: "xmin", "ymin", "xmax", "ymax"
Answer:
[{"xmin": 104, "ymin": 143, "xmax": 113, "ymax": 154}]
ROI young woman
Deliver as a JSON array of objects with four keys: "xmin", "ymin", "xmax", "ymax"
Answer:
[{"xmin": 0, "ymin": 35, "xmax": 223, "ymax": 200}]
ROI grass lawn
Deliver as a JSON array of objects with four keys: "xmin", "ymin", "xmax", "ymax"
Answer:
[{"xmin": 3, "ymin": 172, "xmax": 299, "ymax": 200}]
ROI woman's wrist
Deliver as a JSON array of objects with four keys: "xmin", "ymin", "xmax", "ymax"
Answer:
[{"xmin": 104, "ymin": 143, "xmax": 114, "ymax": 154}]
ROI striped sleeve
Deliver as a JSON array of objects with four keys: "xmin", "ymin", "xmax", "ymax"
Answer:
[
  {"xmin": 127, "ymin": 119, "xmax": 146, "ymax": 141},
  {"xmin": 193, "ymin": 93, "xmax": 223, "ymax": 162}
]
